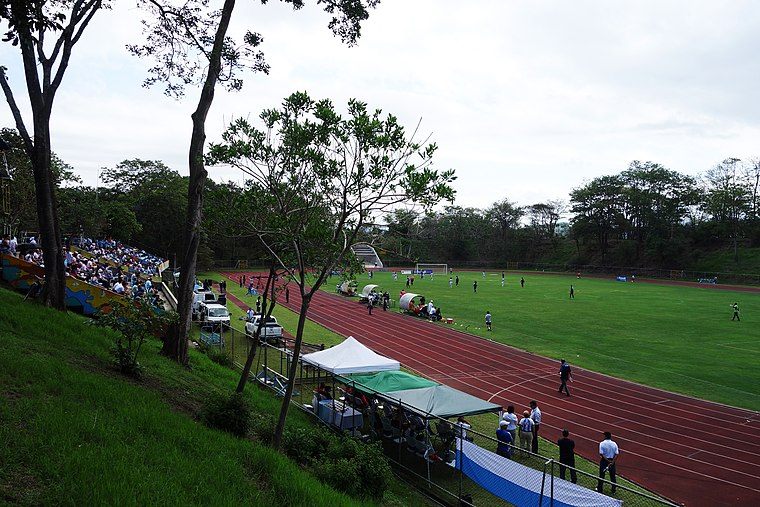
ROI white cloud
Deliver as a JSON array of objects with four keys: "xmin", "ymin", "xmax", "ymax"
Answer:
[{"xmin": 1, "ymin": 0, "xmax": 759, "ymax": 209}]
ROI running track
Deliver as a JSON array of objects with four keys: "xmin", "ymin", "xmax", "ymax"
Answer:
[{"xmin": 223, "ymin": 272, "xmax": 760, "ymax": 506}]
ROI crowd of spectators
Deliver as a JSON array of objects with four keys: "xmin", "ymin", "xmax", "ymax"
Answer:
[{"xmin": 5, "ymin": 234, "xmax": 166, "ymax": 301}]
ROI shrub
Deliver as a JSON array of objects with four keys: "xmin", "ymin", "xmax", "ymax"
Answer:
[
  {"xmin": 282, "ymin": 426, "xmax": 332, "ymax": 465},
  {"xmin": 206, "ymin": 346, "xmax": 233, "ymax": 367},
  {"xmin": 249, "ymin": 413, "xmax": 275, "ymax": 444},
  {"xmin": 94, "ymin": 297, "xmax": 177, "ymax": 378},
  {"xmin": 200, "ymin": 392, "xmax": 250, "ymax": 437},
  {"xmin": 313, "ymin": 457, "xmax": 359, "ymax": 497},
  {"xmin": 353, "ymin": 441, "xmax": 392, "ymax": 500}
]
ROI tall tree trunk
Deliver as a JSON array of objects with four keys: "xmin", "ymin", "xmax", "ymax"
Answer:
[
  {"xmin": 31, "ymin": 128, "xmax": 66, "ymax": 310},
  {"xmin": 272, "ymin": 291, "xmax": 311, "ymax": 451},
  {"xmin": 163, "ymin": 0, "xmax": 237, "ymax": 365}
]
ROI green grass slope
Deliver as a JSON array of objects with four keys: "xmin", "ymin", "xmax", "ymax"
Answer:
[{"xmin": 0, "ymin": 287, "xmax": 394, "ymax": 507}]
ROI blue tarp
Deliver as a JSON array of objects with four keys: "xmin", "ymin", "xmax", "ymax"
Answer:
[{"xmin": 457, "ymin": 439, "xmax": 622, "ymax": 507}]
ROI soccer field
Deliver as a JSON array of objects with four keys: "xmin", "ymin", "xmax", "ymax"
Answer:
[{"xmin": 365, "ymin": 269, "xmax": 760, "ymax": 411}]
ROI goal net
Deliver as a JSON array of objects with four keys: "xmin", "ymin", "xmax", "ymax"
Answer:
[{"xmin": 415, "ymin": 263, "xmax": 448, "ymax": 275}]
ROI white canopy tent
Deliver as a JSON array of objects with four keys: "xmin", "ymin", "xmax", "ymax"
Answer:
[
  {"xmin": 399, "ymin": 292, "xmax": 422, "ymax": 310},
  {"xmin": 302, "ymin": 336, "xmax": 400, "ymax": 374}
]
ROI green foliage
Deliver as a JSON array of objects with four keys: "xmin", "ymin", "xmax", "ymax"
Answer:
[
  {"xmin": 94, "ymin": 297, "xmax": 178, "ymax": 378},
  {"xmin": 200, "ymin": 392, "xmax": 251, "ymax": 437},
  {"xmin": 282, "ymin": 425, "xmax": 332, "ymax": 465},
  {"xmin": 249, "ymin": 413, "xmax": 276, "ymax": 444},
  {"xmin": 204, "ymin": 345, "xmax": 233, "ymax": 367},
  {"xmin": 285, "ymin": 427, "xmax": 392, "ymax": 501}
]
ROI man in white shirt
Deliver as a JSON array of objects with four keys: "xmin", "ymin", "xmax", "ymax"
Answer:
[
  {"xmin": 502, "ymin": 405, "xmax": 519, "ymax": 447},
  {"xmin": 597, "ymin": 431, "xmax": 619, "ymax": 494},
  {"xmin": 530, "ymin": 400, "xmax": 542, "ymax": 454}
]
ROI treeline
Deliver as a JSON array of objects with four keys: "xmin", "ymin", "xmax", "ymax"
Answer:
[
  {"xmin": 3, "ymin": 128, "xmax": 758, "ymax": 271},
  {"xmin": 377, "ymin": 159, "xmax": 760, "ymax": 270}
]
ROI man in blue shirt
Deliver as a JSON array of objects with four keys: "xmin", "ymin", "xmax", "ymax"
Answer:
[
  {"xmin": 496, "ymin": 420, "xmax": 513, "ymax": 458},
  {"xmin": 558, "ymin": 359, "xmax": 573, "ymax": 396}
]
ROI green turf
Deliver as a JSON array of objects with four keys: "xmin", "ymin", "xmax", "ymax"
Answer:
[
  {"xmin": 337, "ymin": 270, "xmax": 760, "ymax": 411},
  {"xmin": 0, "ymin": 287, "xmax": 419, "ymax": 506}
]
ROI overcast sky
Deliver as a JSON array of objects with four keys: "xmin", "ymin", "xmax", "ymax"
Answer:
[{"xmin": 1, "ymin": 0, "xmax": 759, "ymax": 212}]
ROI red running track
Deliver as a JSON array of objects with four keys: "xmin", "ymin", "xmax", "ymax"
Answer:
[{"xmin": 222, "ymin": 272, "xmax": 760, "ymax": 507}]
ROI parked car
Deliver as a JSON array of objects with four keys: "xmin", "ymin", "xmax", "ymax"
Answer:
[
  {"xmin": 199, "ymin": 302, "xmax": 230, "ymax": 328},
  {"xmin": 245, "ymin": 315, "xmax": 283, "ymax": 344}
]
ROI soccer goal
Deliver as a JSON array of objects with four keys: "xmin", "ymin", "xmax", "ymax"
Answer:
[{"xmin": 415, "ymin": 263, "xmax": 448, "ymax": 275}]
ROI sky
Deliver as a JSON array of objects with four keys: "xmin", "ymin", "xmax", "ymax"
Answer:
[{"xmin": 1, "ymin": 0, "xmax": 759, "ymax": 212}]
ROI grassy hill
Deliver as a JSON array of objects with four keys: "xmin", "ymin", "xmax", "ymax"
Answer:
[{"xmin": 0, "ymin": 287, "xmax": 422, "ymax": 507}]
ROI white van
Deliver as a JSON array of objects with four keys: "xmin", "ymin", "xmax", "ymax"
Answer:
[{"xmin": 199, "ymin": 302, "xmax": 230, "ymax": 327}]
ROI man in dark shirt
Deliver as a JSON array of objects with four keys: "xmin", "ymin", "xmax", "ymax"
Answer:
[
  {"xmin": 558, "ymin": 358, "xmax": 573, "ymax": 396},
  {"xmin": 558, "ymin": 429, "xmax": 577, "ymax": 483}
]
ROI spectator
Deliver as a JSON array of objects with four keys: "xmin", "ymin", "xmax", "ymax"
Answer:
[
  {"xmin": 597, "ymin": 431, "xmax": 619, "ymax": 494},
  {"xmin": 502, "ymin": 405, "xmax": 518, "ymax": 445},
  {"xmin": 519, "ymin": 410, "xmax": 534, "ymax": 454},
  {"xmin": 530, "ymin": 400, "xmax": 542, "ymax": 454},
  {"xmin": 557, "ymin": 429, "xmax": 577, "ymax": 483},
  {"xmin": 456, "ymin": 416, "xmax": 473, "ymax": 441},
  {"xmin": 496, "ymin": 420, "xmax": 513, "ymax": 458}
]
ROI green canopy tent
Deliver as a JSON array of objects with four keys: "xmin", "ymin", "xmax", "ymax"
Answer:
[
  {"xmin": 381, "ymin": 384, "xmax": 503, "ymax": 420},
  {"xmin": 342, "ymin": 370, "xmax": 439, "ymax": 393}
]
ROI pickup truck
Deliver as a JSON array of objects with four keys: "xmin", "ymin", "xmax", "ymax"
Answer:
[
  {"xmin": 199, "ymin": 302, "xmax": 231, "ymax": 328},
  {"xmin": 245, "ymin": 315, "xmax": 284, "ymax": 344}
]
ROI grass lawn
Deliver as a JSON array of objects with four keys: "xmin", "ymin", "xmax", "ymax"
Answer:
[
  {"xmin": 356, "ymin": 269, "xmax": 760, "ymax": 411},
  {"xmin": 211, "ymin": 267, "xmax": 760, "ymax": 409},
  {"xmin": 0, "ymin": 287, "xmax": 430, "ymax": 507}
]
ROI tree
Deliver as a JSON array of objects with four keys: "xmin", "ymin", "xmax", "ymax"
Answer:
[
  {"xmin": 570, "ymin": 175, "xmax": 625, "ymax": 264},
  {"xmin": 701, "ymin": 158, "xmax": 750, "ymax": 260},
  {"xmin": 100, "ymin": 159, "xmax": 187, "ymax": 257},
  {"xmin": 0, "ymin": 0, "xmax": 106, "ymax": 308},
  {"xmin": 526, "ymin": 200, "xmax": 564, "ymax": 243},
  {"xmin": 130, "ymin": 0, "xmax": 381, "ymax": 366},
  {"xmin": 208, "ymin": 91, "xmax": 455, "ymax": 449},
  {"xmin": 619, "ymin": 161, "xmax": 697, "ymax": 262},
  {"xmin": 0, "ymin": 127, "xmax": 81, "ymax": 235},
  {"xmin": 485, "ymin": 198, "xmax": 523, "ymax": 260}
]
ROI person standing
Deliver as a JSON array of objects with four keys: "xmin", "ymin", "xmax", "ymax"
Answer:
[
  {"xmin": 557, "ymin": 429, "xmax": 577, "ymax": 483},
  {"xmin": 530, "ymin": 400, "xmax": 541, "ymax": 454},
  {"xmin": 597, "ymin": 431, "xmax": 619, "ymax": 494},
  {"xmin": 569, "ymin": 285, "xmax": 575, "ymax": 299},
  {"xmin": 482, "ymin": 271, "xmax": 486, "ymax": 279},
  {"xmin": 496, "ymin": 420, "xmax": 513, "ymax": 458},
  {"xmin": 410, "ymin": 274, "xmax": 415, "ymax": 286},
  {"xmin": 558, "ymin": 359, "xmax": 573, "ymax": 396},
  {"xmin": 732, "ymin": 302, "xmax": 740, "ymax": 321},
  {"xmin": 247, "ymin": 307, "xmax": 254, "ymax": 321},
  {"xmin": 502, "ymin": 405, "xmax": 518, "ymax": 446},
  {"xmin": 473, "ymin": 280, "xmax": 478, "ymax": 293},
  {"xmin": 519, "ymin": 410, "xmax": 534, "ymax": 454},
  {"xmin": 285, "ymin": 287, "xmax": 290, "ymax": 303},
  {"xmin": 455, "ymin": 275, "xmax": 459, "ymax": 287},
  {"xmin": 485, "ymin": 311, "xmax": 492, "ymax": 331},
  {"xmin": 367, "ymin": 300, "xmax": 373, "ymax": 315},
  {"xmin": 520, "ymin": 276, "xmax": 525, "ymax": 288},
  {"xmin": 449, "ymin": 276, "xmax": 453, "ymax": 288},
  {"xmin": 501, "ymin": 272, "xmax": 505, "ymax": 287}
]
